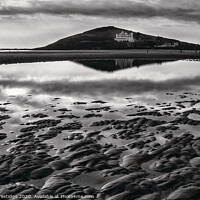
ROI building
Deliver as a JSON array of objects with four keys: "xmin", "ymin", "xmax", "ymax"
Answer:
[
  {"xmin": 114, "ymin": 31, "xmax": 135, "ymax": 42},
  {"xmin": 173, "ymin": 42, "xmax": 179, "ymax": 47},
  {"xmin": 156, "ymin": 41, "xmax": 179, "ymax": 48}
]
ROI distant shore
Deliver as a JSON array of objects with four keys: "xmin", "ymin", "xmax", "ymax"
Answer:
[{"xmin": 0, "ymin": 49, "xmax": 200, "ymax": 65}]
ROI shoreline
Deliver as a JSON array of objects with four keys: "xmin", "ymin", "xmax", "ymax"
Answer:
[{"xmin": 0, "ymin": 49, "xmax": 200, "ymax": 65}]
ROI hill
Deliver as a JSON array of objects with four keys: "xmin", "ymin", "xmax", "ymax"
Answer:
[{"xmin": 37, "ymin": 26, "xmax": 200, "ymax": 50}]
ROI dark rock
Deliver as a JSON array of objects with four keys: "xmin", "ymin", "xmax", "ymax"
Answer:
[
  {"xmin": 82, "ymin": 113, "xmax": 102, "ymax": 118},
  {"xmin": 86, "ymin": 131, "xmax": 101, "ymax": 137},
  {"xmin": 163, "ymin": 133, "xmax": 173, "ymax": 139},
  {"xmin": 49, "ymin": 160, "xmax": 69, "ymax": 170},
  {"xmin": 135, "ymin": 192, "xmax": 161, "ymax": 200},
  {"xmin": 189, "ymin": 157, "xmax": 200, "ymax": 167},
  {"xmin": 91, "ymin": 100, "xmax": 107, "ymax": 104},
  {"xmin": 57, "ymin": 114, "xmax": 79, "ymax": 119},
  {"xmin": 86, "ymin": 106, "xmax": 110, "ymax": 111},
  {"xmin": 74, "ymin": 102, "xmax": 87, "ymax": 105},
  {"xmin": 167, "ymin": 186, "xmax": 200, "ymax": 200},
  {"xmin": 0, "ymin": 133, "xmax": 7, "ymax": 140},
  {"xmin": 29, "ymin": 166, "xmax": 54, "ymax": 179},
  {"xmin": 58, "ymin": 108, "xmax": 72, "ymax": 112},
  {"xmin": 32, "ymin": 113, "xmax": 48, "ymax": 118}
]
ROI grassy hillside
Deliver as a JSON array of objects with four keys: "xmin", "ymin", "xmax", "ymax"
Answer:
[{"xmin": 37, "ymin": 26, "xmax": 200, "ymax": 50}]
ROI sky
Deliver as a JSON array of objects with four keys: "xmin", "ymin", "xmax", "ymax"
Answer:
[{"xmin": 0, "ymin": 0, "xmax": 200, "ymax": 48}]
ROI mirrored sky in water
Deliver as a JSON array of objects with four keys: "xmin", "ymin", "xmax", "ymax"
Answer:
[
  {"xmin": 1, "ymin": 60, "xmax": 200, "ymax": 81},
  {"xmin": 0, "ymin": 59, "xmax": 200, "ymax": 100}
]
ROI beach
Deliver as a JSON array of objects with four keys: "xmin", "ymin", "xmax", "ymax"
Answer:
[
  {"xmin": 0, "ymin": 49, "xmax": 200, "ymax": 65},
  {"xmin": 0, "ymin": 89, "xmax": 200, "ymax": 199},
  {"xmin": 0, "ymin": 58, "xmax": 200, "ymax": 199}
]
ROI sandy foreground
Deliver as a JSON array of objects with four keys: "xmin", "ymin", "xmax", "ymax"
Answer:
[
  {"xmin": 0, "ymin": 88, "xmax": 200, "ymax": 199},
  {"xmin": 0, "ymin": 49, "xmax": 200, "ymax": 65}
]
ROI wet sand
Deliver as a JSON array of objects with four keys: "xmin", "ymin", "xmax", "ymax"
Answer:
[{"xmin": 0, "ymin": 90, "xmax": 200, "ymax": 199}]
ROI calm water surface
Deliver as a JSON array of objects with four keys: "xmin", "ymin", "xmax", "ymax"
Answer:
[{"xmin": 0, "ymin": 59, "xmax": 200, "ymax": 98}]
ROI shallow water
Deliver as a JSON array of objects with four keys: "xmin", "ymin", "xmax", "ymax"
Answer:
[{"xmin": 0, "ymin": 59, "xmax": 200, "ymax": 100}]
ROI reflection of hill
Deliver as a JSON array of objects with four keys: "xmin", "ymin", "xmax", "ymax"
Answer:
[{"xmin": 74, "ymin": 59, "xmax": 178, "ymax": 72}]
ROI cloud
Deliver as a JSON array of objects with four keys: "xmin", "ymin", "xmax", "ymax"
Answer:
[
  {"xmin": 0, "ymin": 0, "xmax": 200, "ymax": 24},
  {"xmin": 0, "ymin": 76, "xmax": 200, "ymax": 98}
]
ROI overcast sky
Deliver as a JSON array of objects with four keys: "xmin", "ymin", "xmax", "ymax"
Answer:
[{"xmin": 1, "ymin": 0, "xmax": 200, "ymax": 48}]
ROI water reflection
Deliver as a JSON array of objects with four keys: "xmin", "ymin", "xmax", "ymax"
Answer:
[
  {"xmin": 0, "ymin": 59, "xmax": 200, "ymax": 100},
  {"xmin": 74, "ymin": 59, "xmax": 177, "ymax": 72}
]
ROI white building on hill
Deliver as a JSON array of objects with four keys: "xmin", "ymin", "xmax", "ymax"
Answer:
[
  {"xmin": 114, "ymin": 31, "xmax": 135, "ymax": 42},
  {"xmin": 156, "ymin": 42, "xmax": 179, "ymax": 48}
]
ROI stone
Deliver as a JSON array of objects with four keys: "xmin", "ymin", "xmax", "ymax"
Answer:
[
  {"xmin": 106, "ymin": 191, "xmax": 133, "ymax": 200},
  {"xmin": 135, "ymin": 192, "xmax": 161, "ymax": 200},
  {"xmin": 48, "ymin": 160, "xmax": 69, "ymax": 170},
  {"xmin": 82, "ymin": 113, "xmax": 102, "ymax": 118},
  {"xmin": 189, "ymin": 157, "xmax": 200, "ymax": 167},
  {"xmin": 101, "ymin": 172, "xmax": 146, "ymax": 195},
  {"xmin": 167, "ymin": 186, "xmax": 200, "ymax": 200},
  {"xmin": 0, "ymin": 133, "xmax": 7, "ymax": 140},
  {"xmin": 29, "ymin": 166, "xmax": 54, "ymax": 179}
]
